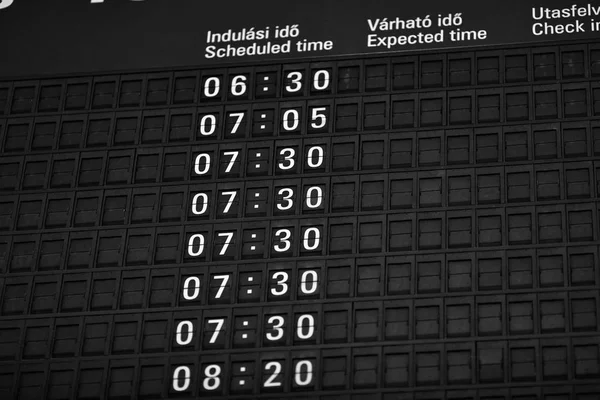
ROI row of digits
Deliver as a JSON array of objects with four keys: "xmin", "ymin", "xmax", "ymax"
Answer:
[
  {"xmin": 173, "ymin": 272, "xmax": 319, "ymax": 391},
  {"xmin": 173, "ymin": 130, "xmax": 325, "ymax": 390},
  {"xmin": 197, "ymin": 69, "xmax": 331, "ymax": 99},
  {"xmin": 192, "ymin": 145, "xmax": 326, "ymax": 177},
  {"xmin": 174, "ymin": 313, "xmax": 317, "ymax": 347},
  {"xmin": 172, "ymin": 359, "xmax": 316, "ymax": 393}
]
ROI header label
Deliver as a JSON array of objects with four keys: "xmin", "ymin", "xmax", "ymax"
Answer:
[{"xmin": 0, "ymin": 0, "xmax": 599, "ymax": 78}]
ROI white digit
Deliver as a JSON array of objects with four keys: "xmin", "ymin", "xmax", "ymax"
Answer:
[
  {"xmin": 276, "ymin": 188, "xmax": 294, "ymax": 211},
  {"xmin": 204, "ymin": 77, "xmax": 220, "ymax": 98},
  {"xmin": 187, "ymin": 234, "xmax": 205, "ymax": 256},
  {"xmin": 217, "ymin": 232, "xmax": 234, "ymax": 255},
  {"xmin": 228, "ymin": 112, "xmax": 244, "ymax": 134},
  {"xmin": 282, "ymin": 109, "xmax": 299, "ymax": 131},
  {"xmin": 307, "ymin": 146, "xmax": 324, "ymax": 168},
  {"xmin": 213, "ymin": 275, "xmax": 229, "ymax": 298},
  {"xmin": 207, "ymin": 319, "xmax": 224, "ymax": 344},
  {"xmin": 285, "ymin": 71, "xmax": 303, "ymax": 93},
  {"xmin": 194, "ymin": 153, "xmax": 211, "ymax": 175},
  {"xmin": 191, "ymin": 193, "xmax": 208, "ymax": 215},
  {"xmin": 305, "ymin": 186, "xmax": 323, "ymax": 208},
  {"xmin": 183, "ymin": 276, "xmax": 201, "ymax": 300},
  {"xmin": 230, "ymin": 75, "xmax": 247, "ymax": 96},
  {"xmin": 296, "ymin": 314, "xmax": 315, "ymax": 340},
  {"xmin": 266, "ymin": 316, "xmax": 284, "ymax": 341},
  {"xmin": 223, "ymin": 151, "xmax": 238, "ymax": 173},
  {"xmin": 176, "ymin": 321, "xmax": 194, "ymax": 346},
  {"xmin": 271, "ymin": 271, "xmax": 289, "ymax": 296},
  {"xmin": 278, "ymin": 148, "xmax": 295, "ymax": 170},
  {"xmin": 203, "ymin": 364, "xmax": 221, "ymax": 391},
  {"xmin": 310, "ymin": 107, "xmax": 327, "ymax": 129},
  {"xmin": 264, "ymin": 361, "xmax": 282, "ymax": 387},
  {"xmin": 220, "ymin": 191, "xmax": 237, "ymax": 214},
  {"xmin": 300, "ymin": 270, "xmax": 318, "ymax": 294},
  {"xmin": 294, "ymin": 360, "xmax": 313, "ymax": 386},
  {"xmin": 199, "ymin": 114, "xmax": 217, "ymax": 136},
  {"xmin": 172, "ymin": 366, "xmax": 190, "ymax": 392},
  {"xmin": 313, "ymin": 69, "xmax": 330, "ymax": 91},
  {"xmin": 274, "ymin": 229, "xmax": 292, "ymax": 252},
  {"xmin": 303, "ymin": 227, "xmax": 321, "ymax": 251}
]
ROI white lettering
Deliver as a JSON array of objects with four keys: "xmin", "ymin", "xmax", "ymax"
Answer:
[
  {"xmin": 205, "ymin": 41, "xmax": 292, "ymax": 59},
  {"xmin": 532, "ymin": 4, "xmax": 600, "ymax": 20},
  {"xmin": 532, "ymin": 20, "xmax": 585, "ymax": 35},
  {"xmin": 367, "ymin": 18, "xmax": 381, "ymax": 31},
  {"xmin": 367, "ymin": 14, "xmax": 435, "ymax": 31},
  {"xmin": 367, "ymin": 31, "xmax": 445, "ymax": 48},
  {"xmin": 206, "ymin": 27, "xmax": 270, "ymax": 43},
  {"xmin": 296, "ymin": 39, "xmax": 334, "ymax": 52}
]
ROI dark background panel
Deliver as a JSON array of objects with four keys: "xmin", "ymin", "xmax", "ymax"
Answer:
[{"xmin": 1, "ymin": 0, "xmax": 600, "ymax": 78}]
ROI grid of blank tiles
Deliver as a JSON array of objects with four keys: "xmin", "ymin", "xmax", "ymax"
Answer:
[{"xmin": 0, "ymin": 42, "xmax": 599, "ymax": 399}]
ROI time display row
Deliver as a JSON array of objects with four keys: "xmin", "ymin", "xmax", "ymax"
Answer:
[
  {"xmin": 2, "ymin": 340, "xmax": 599, "ymax": 397},
  {"xmin": 2, "ymin": 44, "xmax": 599, "ymax": 116}
]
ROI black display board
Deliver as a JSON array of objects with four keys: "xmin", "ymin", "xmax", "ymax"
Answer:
[
  {"xmin": 1, "ymin": 1, "xmax": 600, "ymax": 399},
  {"xmin": 1, "ymin": 0, "xmax": 600, "ymax": 77}
]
